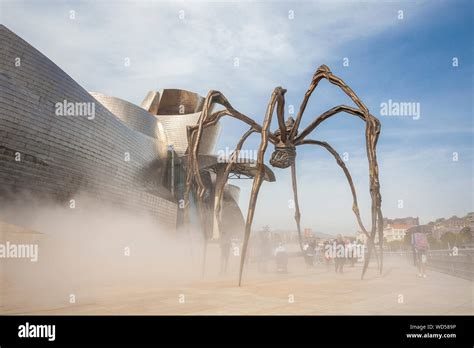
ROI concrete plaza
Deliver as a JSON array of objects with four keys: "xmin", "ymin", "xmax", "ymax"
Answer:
[{"xmin": 2, "ymin": 247, "xmax": 472, "ymax": 315}]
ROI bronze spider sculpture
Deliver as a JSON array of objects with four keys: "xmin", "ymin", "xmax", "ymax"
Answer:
[{"xmin": 184, "ymin": 65, "xmax": 383, "ymax": 286}]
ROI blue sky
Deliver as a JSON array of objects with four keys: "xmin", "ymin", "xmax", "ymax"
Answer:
[{"xmin": 1, "ymin": 0, "xmax": 472, "ymax": 234}]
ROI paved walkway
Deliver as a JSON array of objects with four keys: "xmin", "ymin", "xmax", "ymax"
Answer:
[{"xmin": 2, "ymin": 251, "xmax": 472, "ymax": 315}]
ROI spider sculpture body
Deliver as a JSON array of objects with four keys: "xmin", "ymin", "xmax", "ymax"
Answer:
[{"xmin": 184, "ymin": 65, "xmax": 383, "ymax": 286}]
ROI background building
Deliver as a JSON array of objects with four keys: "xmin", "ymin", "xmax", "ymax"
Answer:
[
  {"xmin": 383, "ymin": 224, "xmax": 412, "ymax": 243},
  {"xmin": 357, "ymin": 216, "xmax": 419, "ymax": 244}
]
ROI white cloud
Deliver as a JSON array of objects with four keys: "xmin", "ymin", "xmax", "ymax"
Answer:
[{"xmin": 1, "ymin": 0, "xmax": 433, "ymax": 103}]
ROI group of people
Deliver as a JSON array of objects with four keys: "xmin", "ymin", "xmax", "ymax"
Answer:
[
  {"xmin": 220, "ymin": 229, "xmax": 432, "ymax": 279},
  {"xmin": 303, "ymin": 235, "xmax": 360, "ymax": 274},
  {"xmin": 219, "ymin": 230, "xmax": 364, "ymax": 276}
]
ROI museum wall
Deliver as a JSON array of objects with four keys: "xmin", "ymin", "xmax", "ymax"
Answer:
[{"xmin": 0, "ymin": 25, "xmax": 177, "ymax": 229}]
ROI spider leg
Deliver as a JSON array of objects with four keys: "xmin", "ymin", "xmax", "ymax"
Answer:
[
  {"xmin": 289, "ymin": 65, "xmax": 331, "ymax": 140},
  {"xmin": 290, "ymin": 65, "xmax": 383, "ymax": 277},
  {"xmin": 276, "ymin": 89, "xmax": 288, "ymax": 142},
  {"xmin": 185, "ymin": 91, "xmax": 221, "ymax": 215},
  {"xmin": 300, "ymin": 118, "xmax": 382, "ymax": 277},
  {"xmin": 183, "ymin": 125, "xmax": 207, "ymax": 276},
  {"xmin": 239, "ymin": 87, "xmax": 285, "ymax": 286},
  {"xmin": 185, "ymin": 105, "xmax": 274, "ymax": 232},
  {"xmin": 184, "ymin": 91, "xmax": 276, "ymax": 277},
  {"xmin": 239, "ymin": 166, "xmax": 265, "ymax": 286},
  {"xmin": 298, "ymin": 139, "xmax": 380, "ymax": 266},
  {"xmin": 185, "ymin": 91, "xmax": 276, "ymax": 221},
  {"xmin": 290, "ymin": 162, "xmax": 304, "ymax": 251},
  {"xmin": 290, "ymin": 64, "xmax": 369, "ymax": 141},
  {"xmin": 298, "ymin": 140, "xmax": 370, "ymax": 238},
  {"xmin": 213, "ymin": 128, "xmax": 255, "ymax": 240},
  {"xmin": 366, "ymin": 117, "xmax": 383, "ymax": 276},
  {"xmin": 295, "ymin": 105, "xmax": 365, "ymax": 145},
  {"xmin": 184, "ymin": 101, "xmax": 214, "ymax": 276}
]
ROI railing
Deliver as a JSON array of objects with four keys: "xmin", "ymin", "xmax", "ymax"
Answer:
[
  {"xmin": 425, "ymin": 248, "xmax": 473, "ymax": 280},
  {"xmin": 384, "ymin": 248, "xmax": 474, "ymax": 281}
]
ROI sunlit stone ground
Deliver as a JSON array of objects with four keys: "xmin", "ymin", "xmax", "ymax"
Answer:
[{"xmin": 2, "ymin": 243, "xmax": 472, "ymax": 315}]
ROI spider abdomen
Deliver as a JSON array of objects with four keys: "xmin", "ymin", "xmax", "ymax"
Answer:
[{"xmin": 269, "ymin": 145, "xmax": 296, "ymax": 169}]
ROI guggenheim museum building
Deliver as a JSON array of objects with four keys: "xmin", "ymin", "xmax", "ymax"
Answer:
[{"xmin": 0, "ymin": 25, "xmax": 275, "ymax": 236}]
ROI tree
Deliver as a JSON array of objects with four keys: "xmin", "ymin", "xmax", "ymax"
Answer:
[
  {"xmin": 427, "ymin": 235, "xmax": 442, "ymax": 250},
  {"xmin": 440, "ymin": 232, "xmax": 457, "ymax": 248},
  {"xmin": 460, "ymin": 227, "xmax": 472, "ymax": 244}
]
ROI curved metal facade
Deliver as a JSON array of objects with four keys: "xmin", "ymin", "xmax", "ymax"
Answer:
[
  {"xmin": 140, "ymin": 89, "xmax": 221, "ymax": 156},
  {"xmin": 157, "ymin": 113, "xmax": 221, "ymax": 156},
  {"xmin": 0, "ymin": 24, "xmax": 254, "ymax": 236},
  {"xmin": 0, "ymin": 25, "xmax": 177, "ymax": 228},
  {"xmin": 89, "ymin": 92, "xmax": 169, "ymax": 157}
]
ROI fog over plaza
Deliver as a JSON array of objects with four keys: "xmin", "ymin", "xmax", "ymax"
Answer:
[{"xmin": 1, "ymin": 0, "xmax": 472, "ymax": 235}]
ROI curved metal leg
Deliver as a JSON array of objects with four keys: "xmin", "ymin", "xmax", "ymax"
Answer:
[
  {"xmin": 213, "ymin": 128, "xmax": 255, "ymax": 240},
  {"xmin": 184, "ymin": 91, "xmax": 273, "ymax": 278},
  {"xmin": 238, "ymin": 170, "xmax": 265, "ymax": 286},
  {"xmin": 290, "ymin": 162, "xmax": 304, "ymax": 251},
  {"xmin": 238, "ymin": 87, "xmax": 285, "ymax": 286},
  {"xmin": 290, "ymin": 65, "xmax": 383, "ymax": 278}
]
